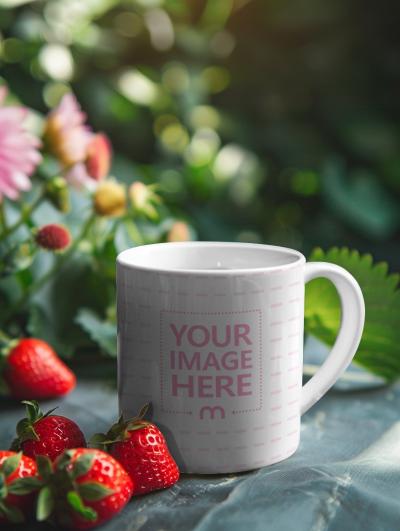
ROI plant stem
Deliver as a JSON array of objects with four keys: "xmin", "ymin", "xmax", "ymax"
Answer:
[
  {"xmin": 127, "ymin": 220, "xmax": 144, "ymax": 245},
  {"xmin": 5, "ymin": 214, "xmax": 96, "ymax": 323},
  {"xmin": 0, "ymin": 189, "xmax": 45, "ymax": 242},
  {"xmin": 0, "ymin": 329, "xmax": 11, "ymax": 343},
  {"xmin": 0, "ymin": 202, "xmax": 7, "ymax": 230}
]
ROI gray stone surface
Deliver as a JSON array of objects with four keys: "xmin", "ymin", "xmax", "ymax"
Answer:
[{"xmin": 1, "ymin": 374, "xmax": 399, "ymax": 530}]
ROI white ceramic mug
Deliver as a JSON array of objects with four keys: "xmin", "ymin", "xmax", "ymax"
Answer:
[{"xmin": 117, "ymin": 242, "xmax": 365, "ymax": 474}]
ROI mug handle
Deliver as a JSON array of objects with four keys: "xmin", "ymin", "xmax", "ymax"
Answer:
[{"xmin": 301, "ymin": 262, "xmax": 365, "ymax": 414}]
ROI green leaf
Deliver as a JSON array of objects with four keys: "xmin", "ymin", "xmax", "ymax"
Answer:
[
  {"xmin": 0, "ymin": 500, "xmax": 25, "ymax": 523},
  {"xmin": 78, "ymin": 481, "xmax": 114, "ymax": 501},
  {"xmin": 75, "ymin": 308, "xmax": 116, "ymax": 356},
  {"xmin": 36, "ymin": 456, "xmax": 53, "ymax": 481},
  {"xmin": 15, "ymin": 418, "xmax": 39, "ymax": 443},
  {"xmin": 71, "ymin": 454, "xmax": 94, "ymax": 479},
  {"xmin": 1, "ymin": 453, "xmax": 21, "ymax": 478},
  {"xmin": 0, "ymin": 475, "xmax": 7, "ymax": 498},
  {"xmin": 89, "ymin": 433, "xmax": 110, "ymax": 450},
  {"xmin": 8, "ymin": 476, "xmax": 43, "ymax": 495},
  {"xmin": 66, "ymin": 491, "xmax": 97, "ymax": 521},
  {"xmin": 322, "ymin": 160, "xmax": 400, "ymax": 239},
  {"xmin": 305, "ymin": 247, "xmax": 400, "ymax": 381},
  {"xmin": 36, "ymin": 486, "xmax": 54, "ymax": 521},
  {"xmin": 55, "ymin": 451, "xmax": 73, "ymax": 471},
  {"xmin": 21, "ymin": 400, "xmax": 42, "ymax": 423},
  {"xmin": 27, "ymin": 252, "xmax": 103, "ymax": 359},
  {"xmin": 0, "ymin": 240, "xmax": 36, "ymax": 278},
  {"xmin": 28, "ymin": 305, "xmax": 76, "ymax": 359}
]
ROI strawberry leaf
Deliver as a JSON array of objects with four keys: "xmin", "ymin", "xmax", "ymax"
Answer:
[
  {"xmin": 8, "ymin": 476, "xmax": 43, "ymax": 495},
  {"xmin": 125, "ymin": 422, "xmax": 148, "ymax": 433},
  {"xmin": 137, "ymin": 402, "xmax": 150, "ymax": 419},
  {"xmin": 56, "ymin": 450, "xmax": 74, "ymax": 471},
  {"xmin": 41, "ymin": 407, "xmax": 59, "ymax": 419},
  {"xmin": 305, "ymin": 247, "xmax": 400, "ymax": 381},
  {"xmin": 15, "ymin": 419, "xmax": 39, "ymax": 443},
  {"xmin": 36, "ymin": 456, "xmax": 53, "ymax": 481},
  {"xmin": 36, "ymin": 486, "xmax": 54, "ymax": 521},
  {"xmin": 78, "ymin": 481, "xmax": 114, "ymax": 501},
  {"xmin": 66, "ymin": 491, "xmax": 97, "ymax": 521},
  {"xmin": 1, "ymin": 453, "xmax": 21, "ymax": 478},
  {"xmin": 21, "ymin": 400, "xmax": 42, "ymax": 423},
  {"xmin": 0, "ymin": 500, "xmax": 25, "ymax": 523},
  {"xmin": 0, "ymin": 476, "xmax": 7, "ymax": 498},
  {"xmin": 71, "ymin": 454, "xmax": 94, "ymax": 479},
  {"xmin": 12, "ymin": 402, "xmax": 59, "ymax": 451},
  {"xmin": 89, "ymin": 433, "xmax": 110, "ymax": 451},
  {"xmin": 9, "ymin": 438, "xmax": 20, "ymax": 452}
]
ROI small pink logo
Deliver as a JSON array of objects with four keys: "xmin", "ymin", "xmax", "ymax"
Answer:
[{"xmin": 160, "ymin": 310, "xmax": 262, "ymax": 418}]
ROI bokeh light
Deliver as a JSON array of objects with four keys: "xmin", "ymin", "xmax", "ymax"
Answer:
[
  {"xmin": 118, "ymin": 70, "xmax": 159, "ymax": 106},
  {"xmin": 1, "ymin": 38, "xmax": 24, "ymax": 63},
  {"xmin": 0, "ymin": 0, "xmax": 397, "ymax": 262},
  {"xmin": 38, "ymin": 44, "xmax": 74, "ymax": 81},
  {"xmin": 160, "ymin": 123, "xmax": 189, "ymax": 153},
  {"xmin": 144, "ymin": 8, "xmax": 174, "ymax": 51},
  {"xmin": 189, "ymin": 106, "xmax": 220, "ymax": 130},
  {"xmin": 114, "ymin": 12, "xmax": 143, "ymax": 38},
  {"xmin": 213, "ymin": 144, "xmax": 250, "ymax": 181},
  {"xmin": 201, "ymin": 66, "xmax": 230, "ymax": 93},
  {"xmin": 184, "ymin": 128, "xmax": 220, "ymax": 167},
  {"xmin": 162, "ymin": 62, "xmax": 190, "ymax": 94}
]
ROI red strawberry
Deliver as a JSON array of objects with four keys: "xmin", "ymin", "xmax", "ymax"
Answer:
[
  {"xmin": 1, "ymin": 338, "xmax": 76, "ymax": 400},
  {"xmin": 0, "ymin": 451, "xmax": 40, "ymax": 524},
  {"xmin": 91, "ymin": 404, "xmax": 179, "ymax": 496},
  {"xmin": 11, "ymin": 400, "xmax": 86, "ymax": 461},
  {"xmin": 35, "ymin": 449, "xmax": 133, "ymax": 529}
]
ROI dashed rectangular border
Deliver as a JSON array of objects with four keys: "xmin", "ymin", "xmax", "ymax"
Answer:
[{"xmin": 160, "ymin": 309, "xmax": 263, "ymax": 415}]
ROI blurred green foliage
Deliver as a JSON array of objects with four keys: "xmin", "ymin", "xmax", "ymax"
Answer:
[
  {"xmin": 1, "ymin": 0, "xmax": 400, "ymax": 368},
  {"xmin": 305, "ymin": 247, "xmax": 400, "ymax": 380},
  {"xmin": 1, "ymin": 0, "xmax": 399, "ymax": 264}
]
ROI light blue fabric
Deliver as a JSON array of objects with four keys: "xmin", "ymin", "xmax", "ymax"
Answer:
[{"xmin": 1, "ymin": 351, "xmax": 398, "ymax": 530}]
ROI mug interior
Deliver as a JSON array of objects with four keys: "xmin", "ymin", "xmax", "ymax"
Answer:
[{"xmin": 117, "ymin": 242, "xmax": 304, "ymax": 274}]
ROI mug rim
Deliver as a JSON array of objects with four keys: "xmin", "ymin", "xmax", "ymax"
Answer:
[{"xmin": 117, "ymin": 241, "xmax": 305, "ymax": 275}]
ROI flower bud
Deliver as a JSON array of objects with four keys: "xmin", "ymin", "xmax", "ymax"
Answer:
[
  {"xmin": 93, "ymin": 179, "xmax": 126, "ymax": 217},
  {"xmin": 45, "ymin": 176, "xmax": 70, "ymax": 213},
  {"xmin": 129, "ymin": 181, "xmax": 159, "ymax": 219},
  {"xmin": 167, "ymin": 221, "xmax": 191, "ymax": 242},
  {"xmin": 35, "ymin": 224, "xmax": 71, "ymax": 251},
  {"xmin": 85, "ymin": 133, "xmax": 112, "ymax": 181},
  {"xmin": 44, "ymin": 93, "xmax": 90, "ymax": 167}
]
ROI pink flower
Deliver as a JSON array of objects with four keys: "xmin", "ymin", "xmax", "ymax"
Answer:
[
  {"xmin": 0, "ymin": 86, "xmax": 42, "ymax": 202},
  {"xmin": 45, "ymin": 93, "xmax": 91, "ymax": 166},
  {"xmin": 45, "ymin": 94, "xmax": 112, "ymax": 189}
]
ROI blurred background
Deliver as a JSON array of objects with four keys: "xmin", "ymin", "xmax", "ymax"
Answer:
[{"xmin": 1, "ymin": 0, "xmax": 399, "ymax": 267}]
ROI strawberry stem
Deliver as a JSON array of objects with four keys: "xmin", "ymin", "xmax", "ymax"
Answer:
[
  {"xmin": 11, "ymin": 400, "xmax": 59, "ymax": 450},
  {"xmin": 89, "ymin": 403, "xmax": 152, "ymax": 448},
  {"xmin": 0, "ymin": 186, "xmax": 46, "ymax": 243},
  {"xmin": 0, "ymin": 330, "xmax": 11, "ymax": 344},
  {"xmin": 4, "ymin": 213, "xmax": 96, "ymax": 323}
]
